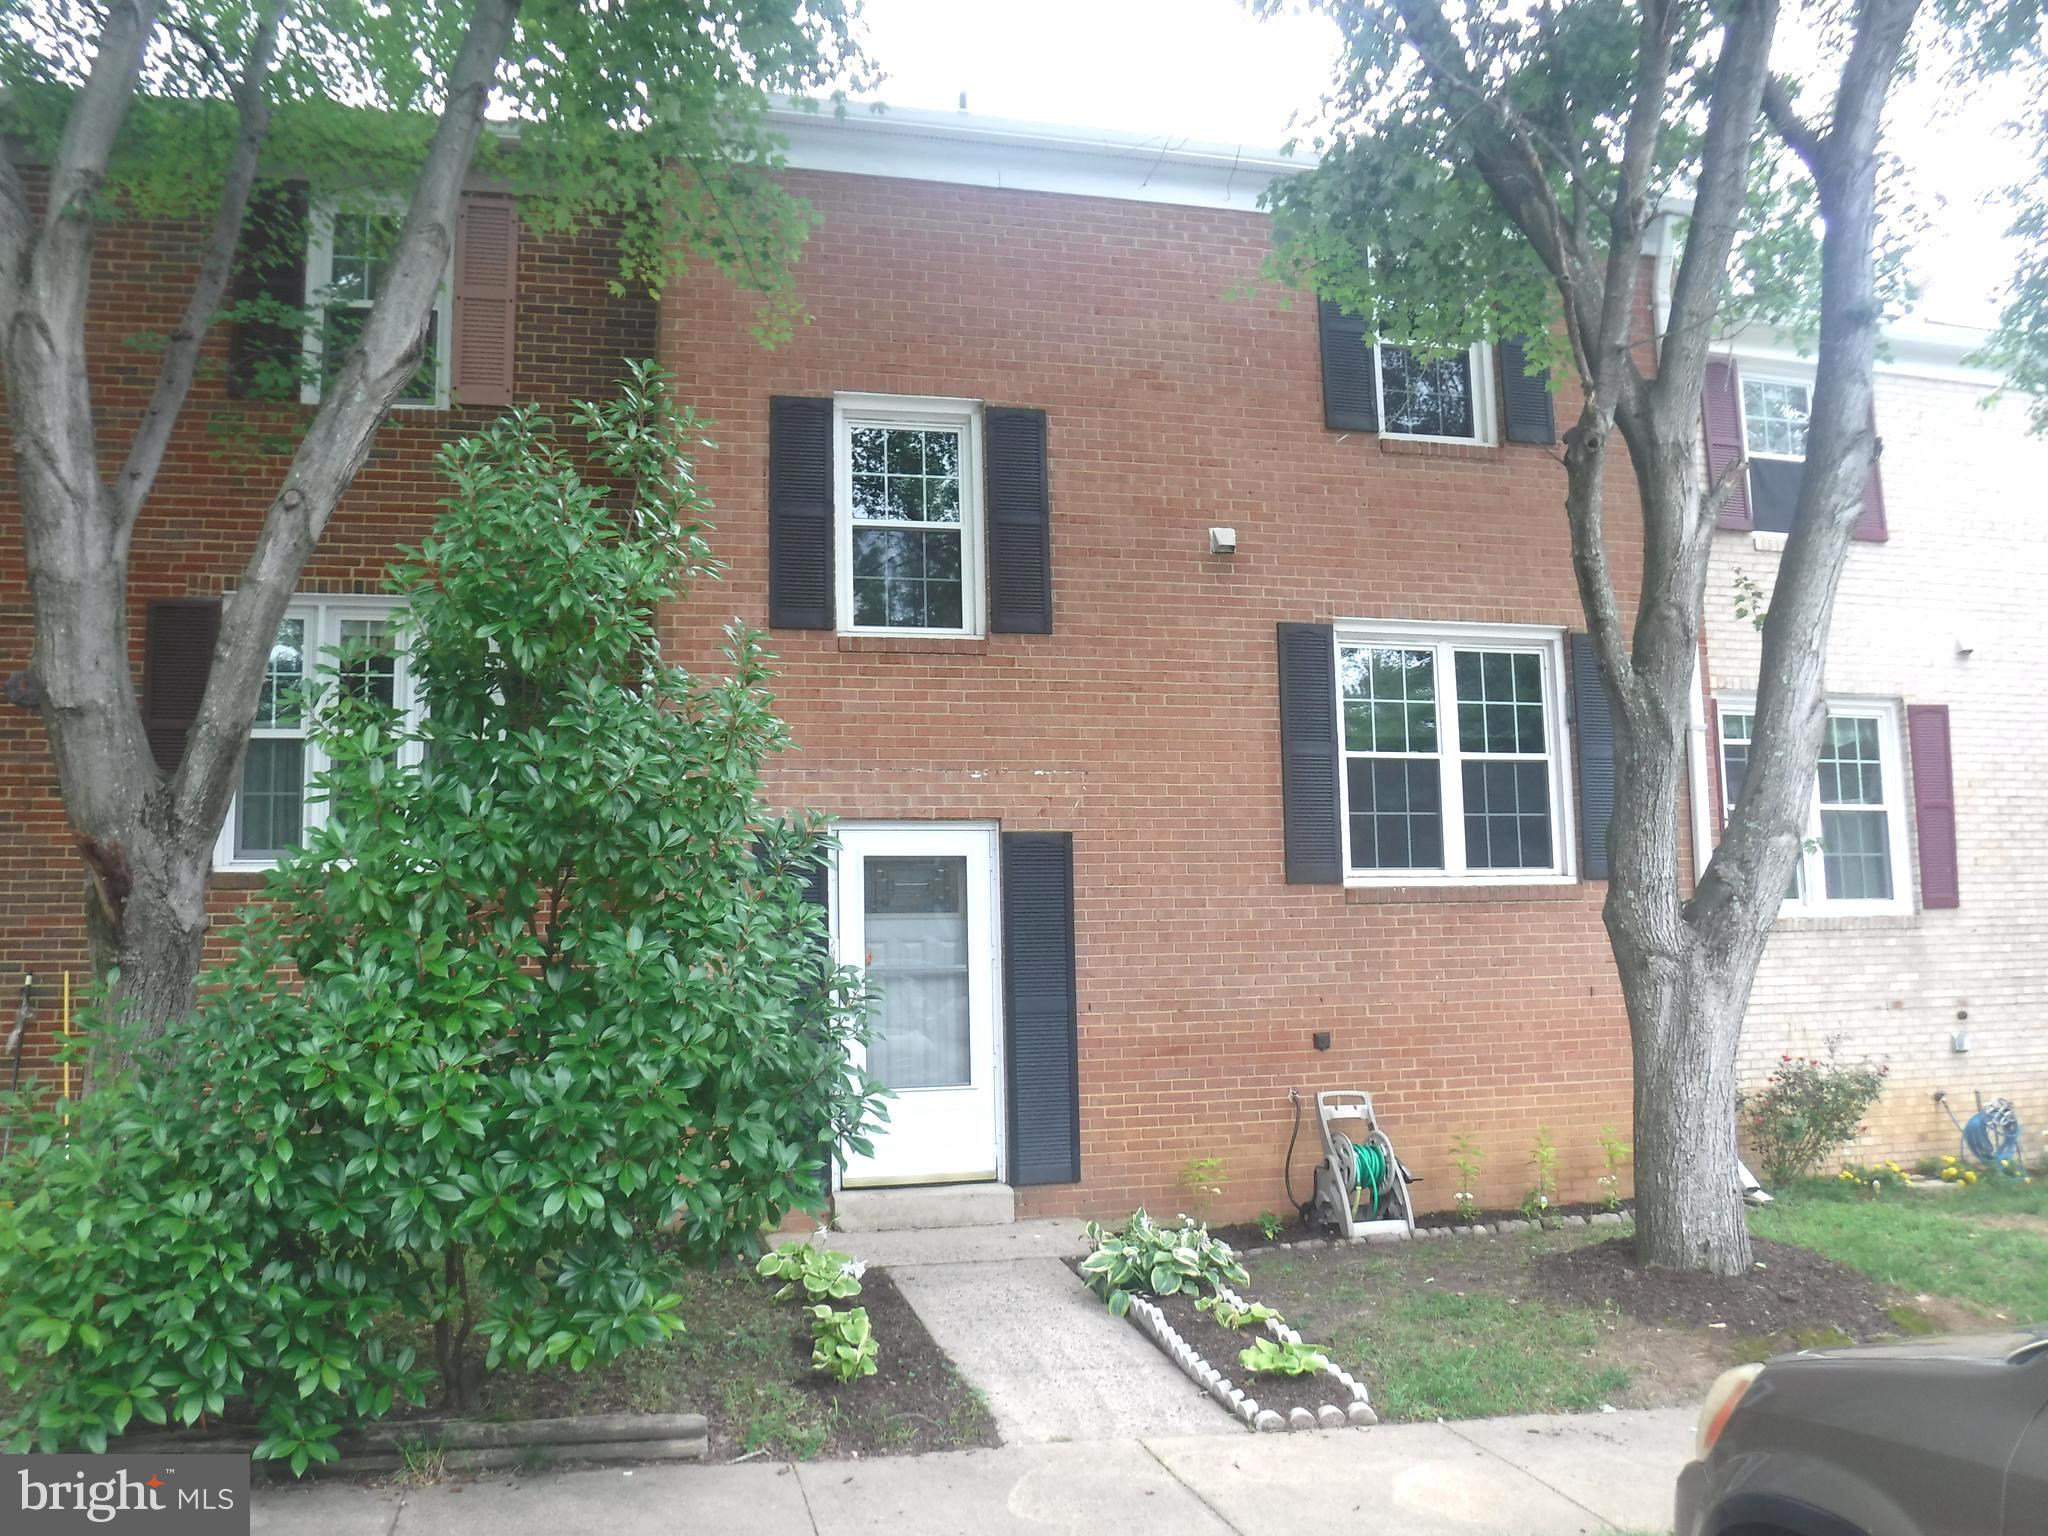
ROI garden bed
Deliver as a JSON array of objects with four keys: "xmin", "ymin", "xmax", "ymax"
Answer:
[
  {"xmin": 1529, "ymin": 1236, "xmax": 1896, "ymax": 1339},
  {"xmin": 1144, "ymin": 1289, "xmax": 1362, "ymax": 1426},
  {"xmin": 473, "ymin": 1265, "xmax": 997, "ymax": 1463}
]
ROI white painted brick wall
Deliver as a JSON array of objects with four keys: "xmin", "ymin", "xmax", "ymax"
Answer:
[{"xmin": 1705, "ymin": 366, "xmax": 2048, "ymax": 1173}]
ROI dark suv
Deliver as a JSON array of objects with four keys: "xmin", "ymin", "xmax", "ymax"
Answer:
[{"xmin": 1678, "ymin": 1329, "xmax": 2048, "ymax": 1536}]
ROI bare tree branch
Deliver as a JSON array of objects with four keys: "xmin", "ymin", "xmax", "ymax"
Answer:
[
  {"xmin": 174, "ymin": 0, "xmax": 522, "ymax": 835},
  {"xmin": 1761, "ymin": 76, "xmax": 1826, "ymax": 177},
  {"xmin": 1656, "ymin": 0, "xmax": 1781, "ymax": 433},
  {"xmin": 113, "ymin": 0, "xmax": 291, "ymax": 543}
]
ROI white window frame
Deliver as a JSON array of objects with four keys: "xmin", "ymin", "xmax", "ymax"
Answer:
[
  {"xmin": 302, "ymin": 195, "xmax": 453, "ymax": 411},
  {"xmin": 833, "ymin": 393, "xmax": 985, "ymax": 639},
  {"xmin": 214, "ymin": 595, "xmax": 419, "ymax": 873},
  {"xmin": 1333, "ymin": 619, "xmax": 1576, "ymax": 887},
  {"xmin": 1373, "ymin": 342, "xmax": 1499, "ymax": 446},
  {"xmin": 1736, "ymin": 367, "xmax": 1813, "ymax": 464},
  {"xmin": 1715, "ymin": 694, "xmax": 1913, "ymax": 917}
]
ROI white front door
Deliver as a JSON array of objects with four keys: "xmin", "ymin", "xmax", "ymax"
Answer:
[{"xmin": 836, "ymin": 824, "xmax": 1002, "ymax": 1187}]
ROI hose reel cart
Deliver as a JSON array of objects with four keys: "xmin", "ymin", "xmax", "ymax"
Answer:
[{"xmin": 1308, "ymin": 1090, "xmax": 1417, "ymax": 1240}]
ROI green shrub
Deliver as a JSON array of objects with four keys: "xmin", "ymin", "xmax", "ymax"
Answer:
[
  {"xmin": 1195, "ymin": 1295, "xmax": 1279, "ymax": 1330},
  {"xmin": 1521, "ymin": 1125, "xmax": 1559, "ymax": 1222},
  {"xmin": 0, "ymin": 367, "xmax": 881, "ymax": 1468},
  {"xmin": 1741, "ymin": 1044, "xmax": 1889, "ymax": 1186},
  {"xmin": 1079, "ymin": 1210, "xmax": 1249, "ymax": 1316}
]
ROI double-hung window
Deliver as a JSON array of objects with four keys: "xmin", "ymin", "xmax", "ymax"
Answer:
[
  {"xmin": 1717, "ymin": 698, "xmax": 1910, "ymax": 913},
  {"xmin": 216, "ymin": 596, "xmax": 416, "ymax": 871},
  {"xmin": 1375, "ymin": 343, "xmax": 1497, "ymax": 444},
  {"xmin": 1737, "ymin": 372, "xmax": 1811, "ymax": 534},
  {"xmin": 834, "ymin": 394, "xmax": 984, "ymax": 637},
  {"xmin": 303, "ymin": 198, "xmax": 451, "ymax": 409},
  {"xmin": 1336, "ymin": 622, "xmax": 1573, "ymax": 883}
]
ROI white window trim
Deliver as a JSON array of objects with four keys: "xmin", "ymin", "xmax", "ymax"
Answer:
[
  {"xmin": 1333, "ymin": 618, "xmax": 1577, "ymax": 887},
  {"xmin": 1735, "ymin": 365, "xmax": 1813, "ymax": 464},
  {"xmin": 214, "ymin": 594, "xmax": 419, "ymax": 873},
  {"xmin": 1715, "ymin": 694, "xmax": 1914, "ymax": 917},
  {"xmin": 1373, "ymin": 342, "xmax": 1499, "ymax": 446},
  {"xmin": 302, "ymin": 195, "xmax": 453, "ymax": 411},
  {"xmin": 833, "ymin": 393, "xmax": 986, "ymax": 639}
]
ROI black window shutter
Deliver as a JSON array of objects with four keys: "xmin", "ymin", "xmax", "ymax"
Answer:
[
  {"xmin": 1002, "ymin": 831, "xmax": 1080, "ymax": 1186},
  {"xmin": 1499, "ymin": 337, "xmax": 1556, "ymax": 444},
  {"xmin": 226, "ymin": 181, "xmax": 309, "ymax": 401},
  {"xmin": 1276, "ymin": 622, "xmax": 1342, "ymax": 884},
  {"xmin": 141, "ymin": 598, "xmax": 222, "ymax": 774},
  {"xmin": 768, "ymin": 396, "xmax": 834, "ymax": 630},
  {"xmin": 986, "ymin": 407, "xmax": 1053, "ymax": 634},
  {"xmin": 1569, "ymin": 632, "xmax": 1617, "ymax": 880},
  {"xmin": 1317, "ymin": 299, "xmax": 1378, "ymax": 433}
]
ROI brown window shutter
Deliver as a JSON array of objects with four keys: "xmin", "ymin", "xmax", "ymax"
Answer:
[
  {"xmin": 226, "ymin": 181, "xmax": 309, "ymax": 401},
  {"xmin": 141, "ymin": 599, "xmax": 222, "ymax": 774},
  {"xmin": 452, "ymin": 192, "xmax": 518, "ymax": 408},
  {"xmin": 1703, "ymin": 358, "xmax": 1751, "ymax": 530},
  {"xmin": 1907, "ymin": 704, "xmax": 1958, "ymax": 909}
]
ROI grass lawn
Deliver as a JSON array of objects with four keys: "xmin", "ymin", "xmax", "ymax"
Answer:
[
  {"xmin": 1751, "ymin": 1175, "xmax": 2048, "ymax": 1323},
  {"xmin": 470, "ymin": 1263, "xmax": 997, "ymax": 1463},
  {"xmin": 1246, "ymin": 1230, "xmax": 1674, "ymax": 1422},
  {"xmin": 1242, "ymin": 1177, "xmax": 2048, "ymax": 1427}
]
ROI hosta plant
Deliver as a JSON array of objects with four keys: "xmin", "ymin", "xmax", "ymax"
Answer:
[
  {"xmin": 1195, "ymin": 1296, "xmax": 1280, "ymax": 1330},
  {"xmin": 758, "ymin": 1244, "xmax": 866, "ymax": 1303},
  {"xmin": 1238, "ymin": 1338, "xmax": 1330, "ymax": 1377},
  {"xmin": 808, "ymin": 1306, "xmax": 879, "ymax": 1383},
  {"xmin": 1079, "ymin": 1209, "xmax": 1249, "ymax": 1316}
]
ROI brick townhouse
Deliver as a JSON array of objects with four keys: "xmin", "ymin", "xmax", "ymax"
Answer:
[
  {"xmin": 2, "ymin": 105, "xmax": 2011, "ymax": 1229},
  {"xmin": 1697, "ymin": 317, "xmax": 2048, "ymax": 1170}
]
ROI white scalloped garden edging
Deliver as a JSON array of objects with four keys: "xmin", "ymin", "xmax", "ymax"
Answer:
[{"xmin": 1123, "ymin": 1283, "xmax": 1376, "ymax": 1434}]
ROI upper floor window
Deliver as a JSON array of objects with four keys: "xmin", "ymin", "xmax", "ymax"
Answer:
[
  {"xmin": 1741, "ymin": 375, "xmax": 1810, "ymax": 461},
  {"xmin": 1717, "ymin": 699, "xmax": 1910, "ymax": 914},
  {"xmin": 303, "ymin": 199, "xmax": 451, "ymax": 409},
  {"xmin": 834, "ymin": 395, "xmax": 984, "ymax": 637},
  {"xmin": 217, "ymin": 596, "xmax": 417, "ymax": 871},
  {"xmin": 1336, "ymin": 621, "xmax": 1572, "ymax": 884},
  {"xmin": 1375, "ymin": 343, "xmax": 1496, "ymax": 444}
]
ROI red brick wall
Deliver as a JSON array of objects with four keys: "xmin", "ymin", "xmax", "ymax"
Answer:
[
  {"xmin": 1, "ymin": 164, "xmax": 1665, "ymax": 1223},
  {"xmin": 658, "ymin": 171, "xmax": 1657, "ymax": 1221},
  {"xmin": 0, "ymin": 179, "xmax": 656, "ymax": 1080}
]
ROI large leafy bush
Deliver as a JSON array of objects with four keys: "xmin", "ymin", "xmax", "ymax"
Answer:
[{"xmin": 0, "ymin": 366, "xmax": 879, "ymax": 1468}]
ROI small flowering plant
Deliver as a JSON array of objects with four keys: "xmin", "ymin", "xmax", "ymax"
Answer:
[
  {"xmin": 1741, "ymin": 1042, "xmax": 1889, "ymax": 1186},
  {"xmin": 1450, "ymin": 1133, "xmax": 1484, "ymax": 1224},
  {"xmin": 1838, "ymin": 1159, "xmax": 1913, "ymax": 1194}
]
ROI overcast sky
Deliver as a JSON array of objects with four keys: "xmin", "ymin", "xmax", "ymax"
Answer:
[{"xmin": 843, "ymin": 0, "xmax": 2027, "ymax": 329}]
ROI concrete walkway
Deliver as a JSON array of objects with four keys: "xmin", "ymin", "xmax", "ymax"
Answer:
[
  {"xmin": 838, "ymin": 1216, "xmax": 1219, "ymax": 1443},
  {"xmin": 251, "ymin": 1411, "xmax": 1693, "ymax": 1535}
]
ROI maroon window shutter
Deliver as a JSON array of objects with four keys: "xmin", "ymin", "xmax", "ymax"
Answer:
[
  {"xmin": 141, "ymin": 599, "xmax": 222, "ymax": 774},
  {"xmin": 1703, "ymin": 359, "xmax": 1751, "ymax": 530},
  {"xmin": 1907, "ymin": 704, "xmax": 1958, "ymax": 909},
  {"xmin": 1854, "ymin": 409, "xmax": 1888, "ymax": 541},
  {"xmin": 452, "ymin": 192, "xmax": 517, "ymax": 408}
]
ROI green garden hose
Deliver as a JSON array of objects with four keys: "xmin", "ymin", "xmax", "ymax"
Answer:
[{"xmin": 1352, "ymin": 1140, "xmax": 1388, "ymax": 1221}]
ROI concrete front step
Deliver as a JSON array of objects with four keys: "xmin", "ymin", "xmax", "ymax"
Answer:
[{"xmin": 834, "ymin": 1181, "xmax": 1016, "ymax": 1232}]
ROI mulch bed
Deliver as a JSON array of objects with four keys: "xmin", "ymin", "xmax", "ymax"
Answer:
[
  {"xmin": 1146, "ymin": 1289, "xmax": 1347, "ymax": 1421},
  {"xmin": 1530, "ymin": 1236, "xmax": 1896, "ymax": 1341},
  {"xmin": 788, "ymin": 1269, "xmax": 1001, "ymax": 1459},
  {"xmin": 1210, "ymin": 1201, "xmax": 1625, "ymax": 1251}
]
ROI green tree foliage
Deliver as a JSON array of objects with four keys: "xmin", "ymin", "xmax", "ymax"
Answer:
[
  {"xmin": 0, "ymin": 367, "xmax": 881, "ymax": 1468},
  {"xmin": 0, "ymin": 0, "xmax": 869, "ymax": 337}
]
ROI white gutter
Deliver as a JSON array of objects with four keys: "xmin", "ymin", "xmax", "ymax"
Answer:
[{"xmin": 766, "ymin": 102, "xmax": 1305, "ymax": 213}]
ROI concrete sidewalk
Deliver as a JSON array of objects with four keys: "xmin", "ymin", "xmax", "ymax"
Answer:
[{"xmin": 251, "ymin": 1410, "xmax": 1692, "ymax": 1536}]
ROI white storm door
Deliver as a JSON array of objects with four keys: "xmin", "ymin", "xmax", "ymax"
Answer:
[{"xmin": 837, "ymin": 824, "xmax": 1001, "ymax": 1186}]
